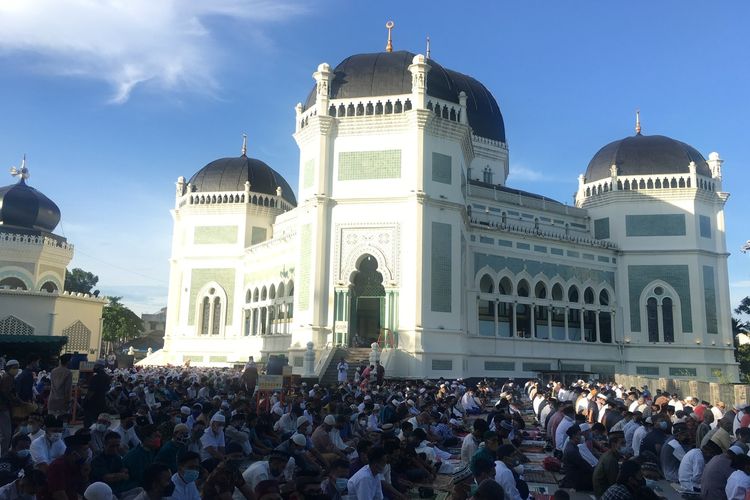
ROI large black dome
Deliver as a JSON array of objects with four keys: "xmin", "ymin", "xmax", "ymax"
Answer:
[
  {"xmin": 303, "ymin": 51, "xmax": 506, "ymax": 143},
  {"xmin": 586, "ymin": 133, "xmax": 711, "ymax": 183},
  {"xmin": 189, "ymin": 155, "xmax": 297, "ymax": 206},
  {"xmin": 0, "ymin": 179, "xmax": 61, "ymax": 232}
]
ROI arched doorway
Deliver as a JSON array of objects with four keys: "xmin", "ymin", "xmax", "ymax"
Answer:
[{"xmin": 350, "ymin": 254, "xmax": 385, "ymax": 346}]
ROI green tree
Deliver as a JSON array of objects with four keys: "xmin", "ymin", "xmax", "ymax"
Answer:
[
  {"xmin": 65, "ymin": 268, "xmax": 100, "ymax": 296},
  {"xmin": 102, "ymin": 296, "xmax": 143, "ymax": 347},
  {"xmin": 736, "ymin": 296, "xmax": 750, "ymax": 316}
]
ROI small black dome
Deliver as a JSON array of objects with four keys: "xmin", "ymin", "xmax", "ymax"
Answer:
[
  {"xmin": 303, "ymin": 51, "xmax": 506, "ymax": 143},
  {"xmin": 189, "ymin": 155, "xmax": 297, "ymax": 206},
  {"xmin": 586, "ymin": 133, "xmax": 711, "ymax": 183},
  {"xmin": 0, "ymin": 179, "xmax": 61, "ymax": 232}
]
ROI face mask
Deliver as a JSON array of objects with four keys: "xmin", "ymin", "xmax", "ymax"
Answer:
[
  {"xmin": 17, "ymin": 425, "xmax": 29, "ymax": 435},
  {"xmin": 47, "ymin": 432, "xmax": 62, "ymax": 443},
  {"xmin": 173, "ymin": 416, "xmax": 182, "ymax": 424},
  {"xmin": 182, "ymin": 469, "xmax": 199, "ymax": 483},
  {"xmin": 149, "ymin": 438, "xmax": 162, "ymax": 449},
  {"xmin": 17, "ymin": 449, "xmax": 30, "ymax": 459},
  {"xmin": 95, "ymin": 424, "xmax": 108, "ymax": 433},
  {"xmin": 618, "ymin": 446, "xmax": 629, "ymax": 455},
  {"xmin": 513, "ymin": 464, "xmax": 525, "ymax": 475},
  {"xmin": 659, "ymin": 421, "xmax": 668, "ymax": 431},
  {"xmin": 334, "ymin": 477, "xmax": 348, "ymax": 492}
]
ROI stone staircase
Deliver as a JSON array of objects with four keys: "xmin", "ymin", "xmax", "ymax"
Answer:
[{"xmin": 319, "ymin": 347, "xmax": 373, "ymax": 386}]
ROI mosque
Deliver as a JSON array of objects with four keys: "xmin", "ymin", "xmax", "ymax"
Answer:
[
  {"xmin": 0, "ymin": 159, "xmax": 106, "ymax": 360},
  {"xmin": 152, "ymin": 28, "xmax": 738, "ymax": 381}
]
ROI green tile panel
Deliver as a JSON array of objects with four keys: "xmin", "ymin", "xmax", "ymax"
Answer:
[
  {"xmin": 627, "ymin": 265, "xmax": 692, "ymax": 332},
  {"xmin": 303, "ymin": 159, "xmax": 315, "ymax": 189},
  {"xmin": 594, "ymin": 218, "xmax": 610, "ymax": 240},
  {"xmin": 432, "ymin": 152, "xmax": 452, "ymax": 184},
  {"xmin": 485, "ymin": 361, "xmax": 515, "ymax": 371},
  {"xmin": 703, "ymin": 265, "xmax": 718, "ymax": 334},
  {"xmin": 193, "ymin": 226, "xmax": 238, "ymax": 245},
  {"xmin": 338, "ymin": 150, "xmax": 401, "ymax": 180},
  {"xmin": 699, "ymin": 215, "xmax": 712, "ymax": 239},
  {"xmin": 188, "ymin": 268, "xmax": 235, "ymax": 325},
  {"xmin": 431, "ymin": 222, "xmax": 452, "ymax": 312},
  {"xmin": 298, "ymin": 224, "xmax": 312, "ymax": 311},
  {"xmin": 250, "ymin": 227, "xmax": 268, "ymax": 245},
  {"xmin": 626, "ymin": 214, "xmax": 686, "ymax": 237}
]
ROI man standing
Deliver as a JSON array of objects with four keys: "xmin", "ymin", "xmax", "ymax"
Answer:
[
  {"xmin": 376, "ymin": 361, "xmax": 385, "ymax": 386},
  {"xmin": 0, "ymin": 360, "xmax": 20, "ymax": 455},
  {"xmin": 48, "ymin": 354, "xmax": 73, "ymax": 417},
  {"xmin": 14, "ymin": 356, "xmax": 38, "ymax": 403},
  {"xmin": 337, "ymin": 358, "xmax": 349, "ymax": 385}
]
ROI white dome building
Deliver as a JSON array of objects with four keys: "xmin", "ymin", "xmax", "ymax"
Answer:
[{"xmin": 154, "ymin": 46, "xmax": 737, "ymax": 382}]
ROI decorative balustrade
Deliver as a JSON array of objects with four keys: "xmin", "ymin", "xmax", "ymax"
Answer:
[
  {"xmin": 0, "ymin": 232, "xmax": 73, "ymax": 251},
  {"xmin": 469, "ymin": 215, "xmax": 618, "ymax": 250},
  {"xmin": 582, "ymin": 173, "xmax": 716, "ymax": 199},
  {"xmin": 181, "ymin": 190, "xmax": 293, "ymax": 212}
]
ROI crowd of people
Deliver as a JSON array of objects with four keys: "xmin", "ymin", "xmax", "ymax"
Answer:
[{"xmin": 0, "ymin": 351, "xmax": 749, "ymax": 499}]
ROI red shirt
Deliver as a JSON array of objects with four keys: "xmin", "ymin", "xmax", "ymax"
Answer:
[{"xmin": 39, "ymin": 456, "xmax": 85, "ymax": 500}]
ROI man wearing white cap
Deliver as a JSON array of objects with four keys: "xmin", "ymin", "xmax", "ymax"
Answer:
[
  {"xmin": 200, "ymin": 413, "xmax": 225, "ymax": 465},
  {"xmin": 84, "ymin": 481, "xmax": 116, "ymax": 500},
  {"xmin": 311, "ymin": 415, "xmax": 344, "ymax": 462}
]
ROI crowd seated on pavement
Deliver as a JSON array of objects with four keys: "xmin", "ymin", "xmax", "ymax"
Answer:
[{"xmin": 0, "ymin": 352, "xmax": 748, "ymax": 499}]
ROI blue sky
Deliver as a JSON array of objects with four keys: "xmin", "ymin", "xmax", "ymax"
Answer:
[{"xmin": 0, "ymin": 0, "xmax": 748, "ymax": 316}]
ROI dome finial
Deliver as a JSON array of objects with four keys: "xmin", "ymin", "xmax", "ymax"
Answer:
[
  {"xmin": 385, "ymin": 20, "xmax": 394, "ymax": 52},
  {"xmin": 426, "ymin": 35, "xmax": 431, "ymax": 59},
  {"xmin": 241, "ymin": 134, "xmax": 247, "ymax": 156},
  {"xmin": 635, "ymin": 109, "xmax": 641, "ymax": 135},
  {"xmin": 9, "ymin": 154, "xmax": 30, "ymax": 183}
]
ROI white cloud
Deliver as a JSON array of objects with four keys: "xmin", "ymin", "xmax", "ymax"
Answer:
[
  {"xmin": 507, "ymin": 164, "xmax": 550, "ymax": 182},
  {"xmin": 0, "ymin": 0, "xmax": 303, "ymax": 103}
]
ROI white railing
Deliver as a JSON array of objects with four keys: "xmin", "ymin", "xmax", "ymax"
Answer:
[{"xmin": 0, "ymin": 232, "xmax": 73, "ymax": 251}]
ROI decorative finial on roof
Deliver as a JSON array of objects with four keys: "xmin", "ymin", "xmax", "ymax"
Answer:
[
  {"xmin": 9, "ymin": 154, "xmax": 30, "ymax": 183},
  {"xmin": 241, "ymin": 134, "xmax": 247, "ymax": 156},
  {"xmin": 426, "ymin": 36, "xmax": 431, "ymax": 59},
  {"xmin": 385, "ymin": 20, "xmax": 394, "ymax": 52},
  {"xmin": 635, "ymin": 109, "xmax": 641, "ymax": 135}
]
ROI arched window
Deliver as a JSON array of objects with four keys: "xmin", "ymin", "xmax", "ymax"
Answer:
[
  {"xmin": 662, "ymin": 297, "xmax": 674, "ymax": 343},
  {"xmin": 568, "ymin": 286, "xmax": 580, "ymax": 303},
  {"xmin": 647, "ymin": 297, "xmax": 659, "ymax": 342},
  {"xmin": 584, "ymin": 287, "xmax": 595, "ymax": 304},
  {"xmin": 0, "ymin": 277, "xmax": 27, "ymax": 290},
  {"xmin": 201, "ymin": 297, "xmax": 211, "ymax": 335},
  {"xmin": 269, "ymin": 284, "xmax": 276, "ymax": 300},
  {"xmin": 253, "ymin": 288, "xmax": 259, "ymax": 302},
  {"xmin": 517, "ymin": 279, "xmax": 530, "ymax": 297},
  {"xmin": 478, "ymin": 274, "xmax": 495, "ymax": 336},
  {"xmin": 498, "ymin": 277, "xmax": 512, "ymax": 295},
  {"xmin": 246, "ymin": 290, "xmax": 252, "ymax": 303},
  {"xmin": 261, "ymin": 286, "xmax": 267, "ymax": 301},
  {"xmin": 198, "ymin": 287, "xmax": 224, "ymax": 336},
  {"xmin": 40, "ymin": 281, "xmax": 58, "ymax": 293},
  {"xmin": 599, "ymin": 290, "xmax": 609, "ymax": 306},
  {"xmin": 644, "ymin": 285, "xmax": 678, "ymax": 343},
  {"xmin": 535, "ymin": 282, "xmax": 547, "ymax": 299},
  {"xmin": 551, "ymin": 283, "xmax": 564, "ymax": 301}
]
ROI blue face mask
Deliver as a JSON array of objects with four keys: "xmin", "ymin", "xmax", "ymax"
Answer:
[
  {"xmin": 16, "ymin": 449, "xmax": 30, "ymax": 459},
  {"xmin": 334, "ymin": 478, "xmax": 348, "ymax": 492},
  {"xmin": 182, "ymin": 469, "xmax": 199, "ymax": 483},
  {"xmin": 659, "ymin": 421, "xmax": 668, "ymax": 431}
]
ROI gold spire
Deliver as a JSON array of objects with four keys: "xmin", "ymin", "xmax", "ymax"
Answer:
[
  {"xmin": 385, "ymin": 20, "xmax": 394, "ymax": 52},
  {"xmin": 241, "ymin": 134, "xmax": 247, "ymax": 156},
  {"xmin": 635, "ymin": 109, "xmax": 641, "ymax": 135},
  {"xmin": 426, "ymin": 36, "xmax": 431, "ymax": 59}
]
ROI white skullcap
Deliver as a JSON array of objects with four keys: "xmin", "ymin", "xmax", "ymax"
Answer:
[
  {"xmin": 296, "ymin": 416, "xmax": 309, "ymax": 428},
  {"xmin": 180, "ymin": 406, "xmax": 191, "ymax": 415},
  {"xmin": 291, "ymin": 433, "xmax": 307, "ymax": 446},
  {"xmin": 210, "ymin": 413, "xmax": 225, "ymax": 424},
  {"xmin": 84, "ymin": 482, "xmax": 114, "ymax": 500},
  {"xmin": 580, "ymin": 423, "xmax": 591, "ymax": 432},
  {"xmin": 324, "ymin": 415, "xmax": 336, "ymax": 425}
]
